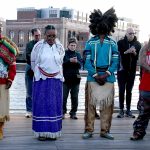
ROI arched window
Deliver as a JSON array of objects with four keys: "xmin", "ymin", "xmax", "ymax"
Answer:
[
  {"xmin": 68, "ymin": 31, "xmax": 71, "ymax": 39},
  {"xmin": 28, "ymin": 31, "xmax": 32, "ymax": 41},
  {"xmin": 9, "ymin": 31, "xmax": 15, "ymax": 40},
  {"xmin": 18, "ymin": 31, "xmax": 24, "ymax": 47},
  {"xmin": 72, "ymin": 31, "xmax": 76, "ymax": 37},
  {"xmin": 18, "ymin": 31, "xmax": 24, "ymax": 43}
]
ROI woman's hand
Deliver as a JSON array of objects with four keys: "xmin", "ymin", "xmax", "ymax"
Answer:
[{"xmin": 5, "ymin": 81, "xmax": 12, "ymax": 89}]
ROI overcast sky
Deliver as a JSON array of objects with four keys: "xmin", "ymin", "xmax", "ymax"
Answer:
[{"xmin": 0, "ymin": 0, "xmax": 149, "ymax": 42}]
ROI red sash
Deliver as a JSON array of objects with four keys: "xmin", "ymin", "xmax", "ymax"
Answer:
[{"xmin": 38, "ymin": 67, "xmax": 59, "ymax": 77}]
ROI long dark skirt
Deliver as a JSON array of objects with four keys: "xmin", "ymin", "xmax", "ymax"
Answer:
[{"xmin": 32, "ymin": 78, "xmax": 63, "ymax": 138}]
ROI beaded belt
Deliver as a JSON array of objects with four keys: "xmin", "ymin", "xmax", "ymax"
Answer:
[{"xmin": 38, "ymin": 67, "xmax": 59, "ymax": 77}]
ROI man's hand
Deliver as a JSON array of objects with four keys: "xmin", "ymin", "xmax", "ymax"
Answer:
[
  {"xmin": 124, "ymin": 46, "xmax": 136, "ymax": 55},
  {"xmin": 70, "ymin": 57, "xmax": 77, "ymax": 63},
  {"xmin": 5, "ymin": 81, "xmax": 12, "ymax": 89},
  {"xmin": 94, "ymin": 73, "xmax": 109, "ymax": 86},
  {"xmin": 95, "ymin": 76, "xmax": 105, "ymax": 85},
  {"xmin": 27, "ymin": 69, "xmax": 34, "ymax": 77}
]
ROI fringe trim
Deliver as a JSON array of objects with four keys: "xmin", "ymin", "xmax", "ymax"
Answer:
[
  {"xmin": 2, "ymin": 36, "xmax": 19, "ymax": 55},
  {"xmin": 0, "ymin": 115, "xmax": 10, "ymax": 122},
  {"xmin": 89, "ymin": 82, "xmax": 114, "ymax": 110},
  {"xmin": 93, "ymin": 93, "xmax": 114, "ymax": 110},
  {"xmin": 33, "ymin": 130, "xmax": 61, "ymax": 139}
]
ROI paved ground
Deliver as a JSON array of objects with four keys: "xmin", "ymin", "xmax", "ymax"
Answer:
[
  {"xmin": 10, "ymin": 72, "xmax": 140, "ymax": 114},
  {"xmin": 1, "ymin": 114, "xmax": 150, "ymax": 150}
]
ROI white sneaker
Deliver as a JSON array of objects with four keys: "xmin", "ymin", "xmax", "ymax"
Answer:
[{"xmin": 25, "ymin": 111, "xmax": 32, "ymax": 118}]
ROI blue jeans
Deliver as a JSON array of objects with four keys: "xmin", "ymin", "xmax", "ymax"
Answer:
[{"xmin": 25, "ymin": 64, "xmax": 33, "ymax": 112}]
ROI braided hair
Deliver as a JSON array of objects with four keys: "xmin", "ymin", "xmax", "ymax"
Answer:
[
  {"xmin": 89, "ymin": 7, "xmax": 118, "ymax": 35},
  {"xmin": 44, "ymin": 25, "xmax": 55, "ymax": 34}
]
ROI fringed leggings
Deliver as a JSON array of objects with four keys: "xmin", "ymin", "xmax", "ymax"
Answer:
[{"xmin": 84, "ymin": 82, "xmax": 114, "ymax": 134}]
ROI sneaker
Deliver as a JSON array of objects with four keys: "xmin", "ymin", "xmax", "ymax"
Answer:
[
  {"xmin": 100, "ymin": 132, "xmax": 114, "ymax": 140},
  {"xmin": 95, "ymin": 113, "xmax": 100, "ymax": 119},
  {"xmin": 82, "ymin": 132, "xmax": 93, "ymax": 139},
  {"xmin": 25, "ymin": 111, "xmax": 32, "ymax": 118},
  {"xmin": 125, "ymin": 110, "xmax": 135, "ymax": 118},
  {"xmin": 117, "ymin": 109, "xmax": 124, "ymax": 118},
  {"xmin": 70, "ymin": 114, "xmax": 78, "ymax": 120}
]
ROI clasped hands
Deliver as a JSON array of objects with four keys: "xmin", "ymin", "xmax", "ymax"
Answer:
[
  {"xmin": 124, "ymin": 47, "xmax": 136, "ymax": 55},
  {"xmin": 94, "ymin": 73, "xmax": 109, "ymax": 86}
]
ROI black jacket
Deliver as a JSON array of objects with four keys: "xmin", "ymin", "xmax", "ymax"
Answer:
[
  {"xmin": 25, "ymin": 40, "xmax": 38, "ymax": 65},
  {"xmin": 63, "ymin": 49, "xmax": 82, "ymax": 84},
  {"xmin": 117, "ymin": 36, "xmax": 141, "ymax": 72}
]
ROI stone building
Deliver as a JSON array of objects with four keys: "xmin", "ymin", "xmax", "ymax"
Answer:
[
  {"xmin": 6, "ymin": 7, "xmax": 89, "ymax": 61},
  {"xmin": 6, "ymin": 7, "xmax": 140, "ymax": 61},
  {"xmin": 112, "ymin": 17, "xmax": 140, "ymax": 41},
  {"xmin": 0, "ymin": 18, "xmax": 6, "ymax": 35}
]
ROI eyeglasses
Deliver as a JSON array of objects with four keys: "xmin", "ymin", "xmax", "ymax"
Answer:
[
  {"xmin": 128, "ymin": 32, "xmax": 135, "ymax": 35},
  {"xmin": 46, "ymin": 34, "xmax": 56, "ymax": 38},
  {"xmin": 70, "ymin": 44, "xmax": 76, "ymax": 47}
]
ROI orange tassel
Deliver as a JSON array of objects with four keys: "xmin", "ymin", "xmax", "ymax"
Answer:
[{"xmin": 0, "ymin": 122, "xmax": 4, "ymax": 140}]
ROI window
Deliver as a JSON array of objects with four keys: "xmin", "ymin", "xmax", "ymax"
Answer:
[
  {"xmin": 18, "ymin": 31, "xmax": 24, "ymax": 47},
  {"xmin": 72, "ymin": 31, "xmax": 76, "ymax": 37},
  {"xmin": 9, "ymin": 31, "xmax": 15, "ymax": 40},
  {"xmin": 28, "ymin": 31, "xmax": 32, "ymax": 41},
  {"xmin": 68, "ymin": 31, "xmax": 71, "ymax": 39},
  {"xmin": 18, "ymin": 31, "xmax": 24, "ymax": 43}
]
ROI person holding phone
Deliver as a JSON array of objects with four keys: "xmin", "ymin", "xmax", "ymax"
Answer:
[{"xmin": 63, "ymin": 38, "xmax": 82, "ymax": 119}]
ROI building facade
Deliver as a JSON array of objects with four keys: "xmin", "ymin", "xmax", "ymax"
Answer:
[
  {"xmin": 6, "ymin": 7, "xmax": 140, "ymax": 61},
  {"xmin": 0, "ymin": 18, "xmax": 6, "ymax": 35},
  {"xmin": 112, "ymin": 17, "xmax": 140, "ymax": 41}
]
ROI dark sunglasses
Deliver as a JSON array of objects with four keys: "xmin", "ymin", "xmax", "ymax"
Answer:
[{"xmin": 128, "ymin": 32, "xmax": 135, "ymax": 35}]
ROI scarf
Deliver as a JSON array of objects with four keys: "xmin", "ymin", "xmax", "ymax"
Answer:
[{"xmin": 0, "ymin": 36, "xmax": 19, "ymax": 65}]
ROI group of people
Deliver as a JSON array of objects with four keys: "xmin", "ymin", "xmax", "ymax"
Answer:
[{"xmin": 0, "ymin": 7, "xmax": 150, "ymax": 142}]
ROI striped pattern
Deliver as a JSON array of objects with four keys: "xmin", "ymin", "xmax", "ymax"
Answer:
[
  {"xmin": 33, "ymin": 115, "xmax": 62, "ymax": 122},
  {"xmin": 0, "ymin": 36, "xmax": 19, "ymax": 65},
  {"xmin": 32, "ymin": 78, "xmax": 63, "ymax": 138},
  {"xmin": 84, "ymin": 35, "xmax": 119, "ymax": 83}
]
